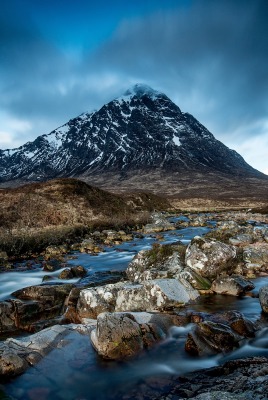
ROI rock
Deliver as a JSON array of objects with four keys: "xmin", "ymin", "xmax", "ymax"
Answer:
[
  {"xmin": 42, "ymin": 275, "xmax": 54, "ymax": 282},
  {"xmin": 44, "ymin": 245, "xmax": 68, "ymax": 258},
  {"xmin": 185, "ymin": 321, "xmax": 239, "ymax": 355},
  {"xmin": 259, "ymin": 285, "xmax": 268, "ymax": 313},
  {"xmin": 77, "ymin": 281, "xmax": 125, "ymax": 319},
  {"xmin": 0, "ymin": 325, "xmax": 68, "ymax": 377},
  {"xmin": 77, "ymin": 278, "xmax": 199, "ymax": 319},
  {"xmin": 0, "ymin": 250, "xmax": 8, "ymax": 262},
  {"xmin": 243, "ymin": 243, "xmax": 268, "ymax": 272},
  {"xmin": 126, "ymin": 244, "xmax": 185, "ymax": 283},
  {"xmin": 0, "ymin": 301, "xmax": 16, "ymax": 333},
  {"xmin": 90, "ymin": 312, "xmax": 145, "ymax": 360},
  {"xmin": 185, "ymin": 236, "xmax": 237, "ymax": 279},
  {"xmin": 0, "ymin": 343, "xmax": 28, "ymax": 376},
  {"xmin": 143, "ymin": 212, "xmax": 175, "ymax": 233},
  {"xmin": 42, "ymin": 259, "xmax": 62, "ymax": 272},
  {"xmin": 116, "ymin": 279, "xmax": 199, "ymax": 312},
  {"xmin": 59, "ymin": 268, "xmax": 74, "ymax": 279},
  {"xmin": 71, "ymin": 265, "xmax": 87, "ymax": 277},
  {"xmin": 211, "ymin": 275, "xmax": 254, "ymax": 296},
  {"xmin": 229, "ymin": 234, "xmax": 254, "ymax": 246},
  {"xmin": 90, "ymin": 311, "xmax": 184, "ymax": 360},
  {"xmin": 10, "ymin": 284, "xmax": 73, "ymax": 331}
]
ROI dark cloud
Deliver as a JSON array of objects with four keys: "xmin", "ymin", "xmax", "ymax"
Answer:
[
  {"xmin": 0, "ymin": 0, "xmax": 267, "ymax": 171},
  {"xmin": 93, "ymin": 0, "xmax": 268, "ymax": 138}
]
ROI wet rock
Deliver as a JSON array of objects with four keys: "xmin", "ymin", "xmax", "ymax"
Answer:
[
  {"xmin": 71, "ymin": 265, "xmax": 87, "ymax": 277},
  {"xmin": 259, "ymin": 285, "xmax": 268, "ymax": 313},
  {"xmin": 77, "ymin": 278, "xmax": 199, "ymax": 319},
  {"xmin": 0, "ymin": 325, "xmax": 68, "ymax": 377},
  {"xmin": 185, "ymin": 321, "xmax": 239, "ymax": 356},
  {"xmin": 58, "ymin": 268, "xmax": 74, "ymax": 279},
  {"xmin": 42, "ymin": 259, "xmax": 63, "ymax": 272},
  {"xmin": 90, "ymin": 311, "xmax": 183, "ymax": 360},
  {"xmin": 0, "ymin": 343, "xmax": 28, "ymax": 376},
  {"xmin": 211, "ymin": 275, "xmax": 254, "ymax": 296},
  {"xmin": 0, "ymin": 301, "xmax": 16, "ymax": 333},
  {"xmin": 42, "ymin": 275, "xmax": 54, "ymax": 282},
  {"xmin": 0, "ymin": 250, "xmax": 8, "ymax": 262},
  {"xmin": 185, "ymin": 236, "xmax": 237, "ymax": 279},
  {"xmin": 10, "ymin": 284, "xmax": 73, "ymax": 331}
]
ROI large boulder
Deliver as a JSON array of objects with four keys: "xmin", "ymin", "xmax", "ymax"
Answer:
[
  {"xmin": 116, "ymin": 279, "xmax": 199, "ymax": 312},
  {"xmin": 185, "ymin": 236, "xmax": 237, "ymax": 279},
  {"xmin": 77, "ymin": 279, "xmax": 199, "ymax": 319},
  {"xmin": 259, "ymin": 285, "xmax": 268, "ymax": 313},
  {"xmin": 90, "ymin": 311, "xmax": 184, "ymax": 360},
  {"xmin": 211, "ymin": 275, "xmax": 254, "ymax": 296},
  {"xmin": 126, "ymin": 244, "xmax": 185, "ymax": 282}
]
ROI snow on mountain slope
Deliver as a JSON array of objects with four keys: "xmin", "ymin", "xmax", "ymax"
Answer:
[{"xmin": 0, "ymin": 84, "xmax": 263, "ymax": 183}]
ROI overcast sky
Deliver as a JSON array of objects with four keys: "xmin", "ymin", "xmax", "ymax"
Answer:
[{"xmin": 1, "ymin": 0, "xmax": 267, "ymax": 174}]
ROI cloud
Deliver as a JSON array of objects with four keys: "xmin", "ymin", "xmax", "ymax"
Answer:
[{"xmin": 0, "ymin": 0, "xmax": 267, "ymax": 172}]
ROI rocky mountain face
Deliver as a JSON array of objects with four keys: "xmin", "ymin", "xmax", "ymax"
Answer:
[{"xmin": 0, "ymin": 84, "xmax": 263, "ymax": 182}]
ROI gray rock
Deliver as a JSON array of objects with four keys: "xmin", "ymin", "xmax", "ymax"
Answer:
[
  {"xmin": 259, "ymin": 285, "xmax": 268, "ymax": 313},
  {"xmin": 229, "ymin": 234, "xmax": 254, "ymax": 246},
  {"xmin": 77, "ymin": 279, "xmax": 199, "ymax": 319},
  {"xmin": 90, "ymin": 311, "xmax": 182, "ymax": 360},
  {"xmin": 243, "ymin": 243, "xmax": 268, "ymax": 271},
  {"xmin": 211, "ymin": 275, "xmax": 254, "ymax": 296},
  {"xmin": 185, "ymin": 236, "xmax": 237, "ymax": 279}
]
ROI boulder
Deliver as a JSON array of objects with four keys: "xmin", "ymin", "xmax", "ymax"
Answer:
[
  {"xmin": 116, "ymin": 279, "xmax": 199, "ymax": 312},
  {"xmin": 185, "ymin": 310, "xmax": 256, "ymax": 356},
  {"xmin": 185, "ymin": 236, "xmax": 237, "ymax": 279},
  {"xmin": 77, "ymin": 281, "xmax": 125, "ymax": 319},
  {"xmin": 45, "ymin": 244, "xmax": 69, "ymax": 257},
  {"xmin": 185, "ymin": 321, "xmax": 239, "ymax": 356},
  {"xmin": 77, "ymin": 279, "xmax": 199, "ymax": 319},
  {"xmin": 259, "ymin": 285, "xmax": 268, "ymax": 313},
  {"xmin": 243, "ymin": 243, "xmax": 268, "ymax": 271},
  {"xmin": 90, "ymin": 311, "xmax": 184, "ymax": 360},
  {"xmin": 126, "ymin": 244, "xmax": 185, "ymax": 283},
  {"xmin": 211, "ymin": 275, "xmax": 254, "ymax": 296}
]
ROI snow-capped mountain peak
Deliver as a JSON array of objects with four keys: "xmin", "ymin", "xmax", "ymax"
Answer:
[{"xmin": 0, "ymin": 84, "xmax": 263, "ymax": 184}]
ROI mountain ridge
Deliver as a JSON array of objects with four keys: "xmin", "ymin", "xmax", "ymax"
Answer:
[{"xmin": 0, "ymin": 84, "xmax": 267, "ymax": 200}]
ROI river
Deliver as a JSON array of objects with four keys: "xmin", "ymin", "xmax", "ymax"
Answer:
[{"xmin": 1, "ymin": 218, "xmax": 268, "ymax": 399}]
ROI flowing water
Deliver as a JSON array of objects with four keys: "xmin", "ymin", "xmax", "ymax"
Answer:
[{"xmin": 1, "ymin": 219, "xmax": 268, "ymax": 399}]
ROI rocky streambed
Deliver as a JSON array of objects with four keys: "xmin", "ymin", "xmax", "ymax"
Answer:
[{"xmin": 1, "ymin": 211, "xmax": 268, "ymax": 399}]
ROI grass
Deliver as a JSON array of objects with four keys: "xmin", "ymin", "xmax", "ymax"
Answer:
[{"xmin": 0, "ymin": 178, "xmax": 153, "ymax": 258}]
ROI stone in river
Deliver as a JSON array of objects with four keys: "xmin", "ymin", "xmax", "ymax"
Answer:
[
  {"xmin": 185, "ymin": 236, "xmax": 237, "ymax": 279},
  {"xmin": 211, "ymin": 275, "xmax": 254, "ymax": 296}
]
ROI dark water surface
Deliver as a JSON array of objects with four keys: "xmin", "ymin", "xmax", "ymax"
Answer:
[{"xmin": 1, "ymin": 221, "xmax": 268, "ymax": 399}]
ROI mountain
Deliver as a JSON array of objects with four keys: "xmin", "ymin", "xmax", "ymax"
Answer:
[{"xmin": 0, "ymin": 84, "xmax": 267, "ymax": 201}]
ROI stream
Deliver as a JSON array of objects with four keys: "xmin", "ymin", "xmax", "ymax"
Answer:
[{"xmin": 1, "ymin": 218, "xmax": 268, "ymax": 399}]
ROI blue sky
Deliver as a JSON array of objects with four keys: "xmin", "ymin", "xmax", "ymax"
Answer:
[{"xmin": 1, "ymin": 0, "xmax": 267, "ymax": 174}]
